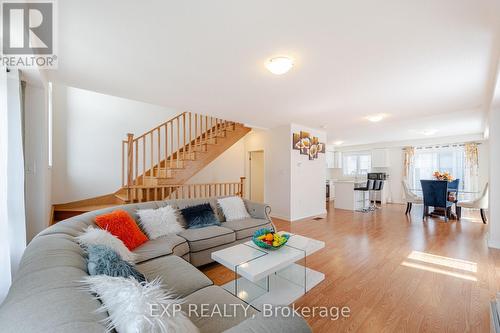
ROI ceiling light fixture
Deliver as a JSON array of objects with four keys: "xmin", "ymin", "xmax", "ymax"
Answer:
[
  {"xmin": 265, "ymin": 56, "xmax": 294, "ymax": 75},
  {"xmin": 333, "ymin": 141, "xmax": 344, "ymax": 145},
  {"xmin": 420, "ymin": 129, "xmax": 437, "ymax": 136},
  {"xmin": 365, "ymin": 113, "xmax": 388, "ymax": 123}
]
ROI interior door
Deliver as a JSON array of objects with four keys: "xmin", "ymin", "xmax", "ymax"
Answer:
[{"xmin": 249, "ymin": 151, "xmax": 264, "ymax": 203}]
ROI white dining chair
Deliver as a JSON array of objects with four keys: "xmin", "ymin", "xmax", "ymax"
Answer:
[
  {"xmin": 402, "ymin": 180, "xmax": 423, "ymax": 214},
  {"xmin": 457, "ymin": 183, "xmax": 489, "ymax": 224}
]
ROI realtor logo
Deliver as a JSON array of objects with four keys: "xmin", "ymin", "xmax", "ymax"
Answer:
[{"xmin": 1, "ymin": 1, "xmax": 57, "ymax": 68}]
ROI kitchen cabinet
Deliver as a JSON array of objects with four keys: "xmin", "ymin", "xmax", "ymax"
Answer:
[
  {"xmin": 326, "ymin": 151, "xmax": 342, "ymax": 168},
  {"xmin": 333, "ymin": 151, "xmax": 342, "ymax": 168},
  {"xmin": 326, "ymin": 151, "xmax": 334, "ymax": 168},
  {"xmin": 371, "ymin": 149, "xmax": 390, "ymax": 168}
]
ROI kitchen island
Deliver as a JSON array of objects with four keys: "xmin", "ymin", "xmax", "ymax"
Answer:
[{"xmin": 333, "ymin": 180, "xmax": 369, "ymax": 211}]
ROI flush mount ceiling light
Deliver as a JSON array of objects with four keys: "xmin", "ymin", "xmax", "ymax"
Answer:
[
  {"xmin": 420, "ymin": 129, "xmax": 437, "ymax": 136},
  {"xmin": 265, "ymin": 56, "xmax": 294, "ymax": 75},
  {"xmin": 365, "ymin": 113, "xmax": 388, "ymax": 122},
  {"xmin": 333, "ymin": 141, "xmax": 344, "ymax": 145}
]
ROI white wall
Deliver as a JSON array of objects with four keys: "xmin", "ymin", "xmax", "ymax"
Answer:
[
  {"xmin": 290, "ymin": 124, "xmax": 327, "ymax": 221},
  {"xmin": 244, "ymin": 127, "xmax": 291, "ymax": 220},
  {"xmin": 187, "ymin": 139, "xmax": 246, "ymax": 183},
  {"xmin": 24, "ymin": 83, "xmax": 52, "ymax": 241},
  {"xmin": 52, "ymin": 84, "xmax": 179, "ymax": 203},
  {"xmin": 243, "ymin": 125, "xmax": 326, "ymax": 221},
  {"xmin": 488, "ymin": 102, "xmax": 500, "ymax": 248}
]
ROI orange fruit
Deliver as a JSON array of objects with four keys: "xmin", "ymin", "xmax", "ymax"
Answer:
[{"xmin": 265, "ymin": 233, "xmax": 274, "ymax": 241}]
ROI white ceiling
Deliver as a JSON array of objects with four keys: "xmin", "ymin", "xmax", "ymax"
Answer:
[{"xmin": 50, "ymin": 0, "xmax": 500, "ymax": 146}]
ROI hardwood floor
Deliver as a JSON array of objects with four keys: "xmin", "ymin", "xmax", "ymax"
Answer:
[{"xmin": 202, "ymin": 202, "xmax": 500, "ymax": 332}]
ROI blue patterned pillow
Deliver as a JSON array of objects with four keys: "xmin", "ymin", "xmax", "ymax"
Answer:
[
  {"xmin": 181, "ymin": 203, "xmax": 221, "ymax": 229},
  {"xmin": 86, "ymin": 244, "xmax": 145, "ymax": 282}
]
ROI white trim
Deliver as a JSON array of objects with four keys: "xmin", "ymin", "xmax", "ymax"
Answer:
[
  {"xmin": 487, "ymin": 234, "xmax": 500, "ymax": 249},
  {"xmin": 270, "ymin": 213, "xmax": 291, "ymax": 221}
]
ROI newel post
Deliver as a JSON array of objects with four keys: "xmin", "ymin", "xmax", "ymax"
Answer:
[
  {"xmin": 239, "ymin": 177, "xmax": 246, "ymax": 198},
  {"xmin": 126, "ymin": 133, "xmax": 134, "ymax": 187}
]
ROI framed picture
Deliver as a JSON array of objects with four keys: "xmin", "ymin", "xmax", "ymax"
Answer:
[
  {"xmin": 292, "ymin": 133, "xmax": 301, "ymax": 150},
  {"xmin": 292, "ymin": 131, "xmax": 325, "ymax": 161}
]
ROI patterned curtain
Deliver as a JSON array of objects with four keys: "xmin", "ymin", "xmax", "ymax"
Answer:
[
  {"xmin": 464, "ymin": 143, "xmax": 479, "ymax": 195},
  {"xmin": 403, "ymin": 146, "xmax": 415, "ymax": 181}
]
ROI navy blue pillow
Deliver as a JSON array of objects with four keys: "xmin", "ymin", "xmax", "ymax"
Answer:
[
  {"xmin": 86, "ymin": 244, "xmax": 145, "ymax": 282},
  {"xmin": 181, "ymin": 203, "xmax": 220, "ymax": 229}
]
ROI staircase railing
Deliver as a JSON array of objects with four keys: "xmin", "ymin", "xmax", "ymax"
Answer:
[
  {"xmin": 121, "ymin": 111, "xmax": 237, "ymax": 189},
  {"xmin": 125, "ymin": 177, "xmax": 246, "ymax": 203}
]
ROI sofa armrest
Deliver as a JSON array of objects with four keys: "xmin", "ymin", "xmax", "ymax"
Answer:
[
  {"xmin": 223, "ymin": 309, "xmax": 312, "ymax": 333},
  {"xmin": 243, "ymin": 199, "xmax": 271, "ymax": 221}
]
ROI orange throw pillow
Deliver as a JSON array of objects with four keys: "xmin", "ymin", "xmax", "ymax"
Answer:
[{"xmin": 94, "ymin": 210, "xmax": 148, "ymax": 250}]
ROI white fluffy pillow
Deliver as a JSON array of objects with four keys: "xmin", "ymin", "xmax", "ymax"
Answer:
[
  {"xmin": 217, "ymin": 196, "xmax": 250, "ymax": 221},
  {"xmin": 136, "ymin": 205, "xmax": 184, "ymax": 239},
  {"xmin": 76, "ymin": 226, "xmax": 137, "ymax": 263},
  {"xmin": 81, "ymin": 276, "xmax": 199, "ymax": 333}
]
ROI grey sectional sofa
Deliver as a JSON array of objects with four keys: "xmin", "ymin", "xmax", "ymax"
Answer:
[{"xmin": 0, "ymin": 197, "xmax": 311, "ymax": 333}]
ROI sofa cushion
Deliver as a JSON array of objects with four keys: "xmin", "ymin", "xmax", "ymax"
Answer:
[
  {"xmin": 178, "ymin": 226, "xmax": 235, "ymax": 252},
  {"xmin": 136, "ymin": 205, "xmax": 184, "ymax": 239},
  {"xmin": 181, "ymin": 203, "xmax": 221, "ymax": 229},
  {"xmin": 86, "ymin": 244, "xmax": 145, "ymax": 282},
  {"xmin": 94, "ymin": 210, "xmax": 148, "ymax": 250},
  {"xmin": 217, "ymin": 196, "xmax": 251, "ymax": 221},
  {"xmin": 222, "ymin": 218, "xmax": 272, "ymax": 240},
  {"xmin": 182, "ymin": 286, "xmax": 258, "ymax": 333},
  {"xmin": 0, "ymin": 232, "xmax": 108, "ymax": 332},
  {"xmin": 82, "ymin": 275, "xmax": 199, "ymax": 333},
  {"xmin": 188, "ymin": 237, "xmax": 251, "ymax": 267},
  {"xmin": 133, "ymin": 234, "xmax": 189, "ymax": 263},
  {"xmin": 136, "ymin": 255, "xmax": 213, "ymax": 298},
  {"xmin": 76, "ymin": 226, "xmax": 137, "ymax": 263},
  {"xmin": 166, "ymin": 198, "xmax": 225, "ymax": 223}
]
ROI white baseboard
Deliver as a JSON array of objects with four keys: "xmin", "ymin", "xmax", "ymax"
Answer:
[
  {"xmin": 270, "ymin": 213, "xmax": 291, "ymax": 221},
  {"xmin": 270, "ymin": 210, "xmax": 328, "ymax": 223},
  {"xmin": 290, "ymin": 210, "xmax": 328, "ymax": 222},
  {"xmin": 487, "ymin": 235, "xmax": 500, "ymax": 249}
]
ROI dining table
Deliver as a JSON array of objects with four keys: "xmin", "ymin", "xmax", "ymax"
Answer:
[{"xmin": 409, "ymin": 188, "xmax": 479, "ymax": 219}]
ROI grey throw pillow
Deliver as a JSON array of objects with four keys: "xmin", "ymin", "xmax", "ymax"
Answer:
[{"xmin": 86, "ymin": 244, "xmax": 145, "ymax": 282}]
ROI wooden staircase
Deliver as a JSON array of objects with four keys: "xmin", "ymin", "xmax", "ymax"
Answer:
[{"xmin": 51, "ymin": 112, "xmax": 251, "ymax": 224}]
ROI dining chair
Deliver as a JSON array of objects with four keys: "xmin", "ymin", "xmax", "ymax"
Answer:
[
  {"xmin": 457, "ymin": 183, "xmax": 489, "ymax": 223},
  {"xmin": 402, "ymin": 180, "xmax": 423, "ymax": 214},
  {"xmin": 448, "ymin": 179, "xmax": 460, "ymax": 191},
  {"xmin": 420, "ymin": 180, "xmax": 454, "ymax": 222}
]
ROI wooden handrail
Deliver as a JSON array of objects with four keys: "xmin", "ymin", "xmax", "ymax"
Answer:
[
  {"xmin": 122, "ymin": 111, "xmax": 240, "ymax": 189},
  {"xmin": 133, "ymin": 111, "xmax": 187, "ymax": 142}
]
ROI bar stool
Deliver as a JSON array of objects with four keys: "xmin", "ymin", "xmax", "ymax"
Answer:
[
  {"xmin": 370, "ymin": 180, "xmax": 384, "ymax": 209},
  {"xmin": 354, "ymin": 179, "xmax": 375, "ymax": 212}
]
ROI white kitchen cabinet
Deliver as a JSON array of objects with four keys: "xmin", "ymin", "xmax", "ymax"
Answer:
[
  {"xmin": 326, "ymin": 151, "xmax": 342, "ymax": 168},
  {"xmin": 326, "ymin": 151, "xmax": 335, "ymax": 168},
  {"xmin": 371, "ymin": 149, "xmax": 390, "ymax": 168},
  {"xmin": 334, "ymin": 151, "xmax": 342, "ymax": 168}
]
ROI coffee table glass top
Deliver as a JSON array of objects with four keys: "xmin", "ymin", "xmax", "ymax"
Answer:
[{"xmin": 211, "ymin": 233, "xmax": 325, "ymax": 282}]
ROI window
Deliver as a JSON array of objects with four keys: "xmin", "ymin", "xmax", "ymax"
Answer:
[
  {"xmin": 410, "ymin": 146, "xmax": 465, "ymax": 190},
  {"xmin": 342, "ymin": 152, "xmax": 371, "ymax": 176}
]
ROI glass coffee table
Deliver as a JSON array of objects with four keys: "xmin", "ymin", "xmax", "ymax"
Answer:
[{"xmin": 211, "ymin": 233, "xmax": 325, "ymax": 310}]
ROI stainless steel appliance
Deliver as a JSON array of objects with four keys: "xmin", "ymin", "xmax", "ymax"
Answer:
[{"xmin": 367, "ymin": 172, "xmax": 388, "ymax": 180}]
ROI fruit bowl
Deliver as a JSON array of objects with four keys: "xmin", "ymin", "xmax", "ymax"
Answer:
[{"xmin": 252, "ymin": 228, "xmax": 290, "ymax": 250}]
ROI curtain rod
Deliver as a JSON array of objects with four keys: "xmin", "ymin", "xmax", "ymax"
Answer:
[{"xmin": 401, "ymin": 141, "xmax": 482, "ymax": 151}]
